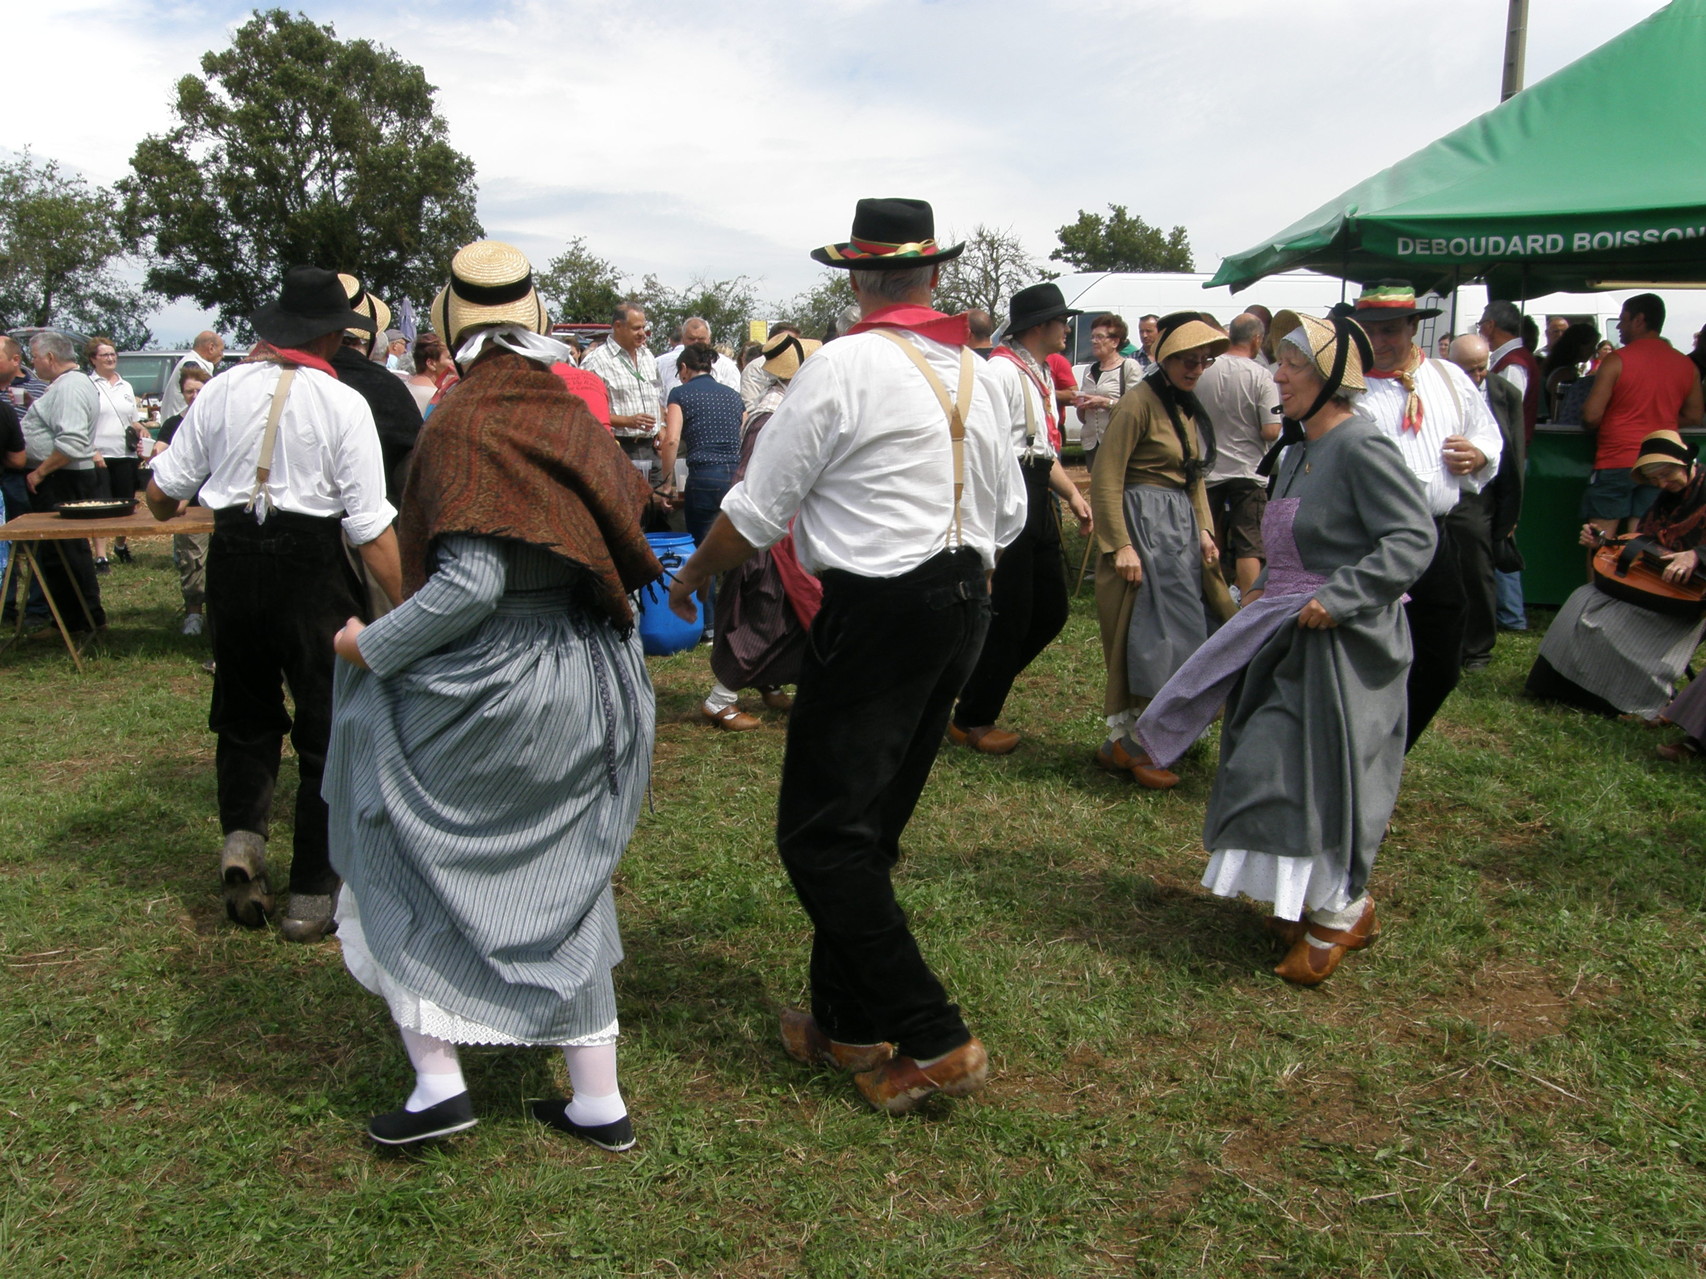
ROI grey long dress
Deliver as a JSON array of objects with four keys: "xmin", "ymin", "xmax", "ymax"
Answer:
[
  {"xmin": 325, "ymin": 535, "xmax": 655, "ymax": 1045},
  {"xmin": 1197, "ymin": 414, "xmax": 1435, "ymax": 906}
]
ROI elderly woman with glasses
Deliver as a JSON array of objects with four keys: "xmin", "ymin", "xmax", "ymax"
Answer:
[
  {"xmin": 1075, "ymin": 313, "xmax": 1144, "ymax": 473},
  {"xmin": 1090, "ymin": 312, "xmax": 1236, "ymax": 789},
  {"xmin": 1135, "ymin": 311, "xmax": 1435, "ymax": 985}
]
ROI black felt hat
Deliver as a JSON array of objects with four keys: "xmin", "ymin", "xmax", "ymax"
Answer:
[
  {"xmin": 250, "ymin": 266, "xmax": 379, "ymax": 347},
  {"xmin": 811, "ymin": 197, "xmax": 965, "ymax": 270},
  {"xmin": 1007, "ymin": 282, "xmax": 1082, "ymax": 334}
]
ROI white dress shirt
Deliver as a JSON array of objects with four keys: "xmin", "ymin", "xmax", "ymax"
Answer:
[
  {"xmin": 656, "ymin": 345, "xmax": 741, "ymax": 402},
  {"xmin": 150, "ymin": 361, "xmax": 396, "ymax": 544},
  {"xmin": 986, "ymin": 349, "xmax": 1058, "ymax": 463},
  {"xmin": 1489, "ymin": 336, "xmax": 1529, "ymax": 401},
  {"xmin": 721, "ymin": 329, "xmax": 1026, "ymax": 577},
  {"xmin": 1360, "ymin": 355, "xmax": 1502, "ymax": 517},
  {"xmin": 741, "ymin": 357, "xmax": 778, "ymax": 412}
]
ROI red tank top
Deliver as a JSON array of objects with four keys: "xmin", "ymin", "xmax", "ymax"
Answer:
[{"xmin": 1596, "ymin": 337, "xmax": 1699, "ymax": 469}]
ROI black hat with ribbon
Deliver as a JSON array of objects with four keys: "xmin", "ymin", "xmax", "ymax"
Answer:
[
  {"xmin": 811, "ymin": 197, "xmax": 965, "ymax": 270},
  {"xmin": 249, "ymin": 266, "xmax": 381, "ymax": 347}
]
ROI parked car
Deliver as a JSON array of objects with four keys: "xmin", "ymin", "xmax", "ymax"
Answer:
[{"xmin": 117, "ymin": 348, "xmax": 247, "ymax": 414}]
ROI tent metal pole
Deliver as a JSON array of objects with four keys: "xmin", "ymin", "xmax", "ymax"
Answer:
[
  {"xmin": 1449, "ymin": 267, "xmax": 1459, "ymax": 335},
  {"xmin": 1501, "ymin": 0, "xmax": 1528, "ymax": 101}
]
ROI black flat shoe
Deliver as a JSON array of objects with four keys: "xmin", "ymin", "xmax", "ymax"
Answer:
[
  {"xmin": 368, "ymin": 1092, "xmax": 477, "ymax": 1145},
  {"xmin": 529, "ymin": 1099, "xmax": 635, "ymax": 1152}
]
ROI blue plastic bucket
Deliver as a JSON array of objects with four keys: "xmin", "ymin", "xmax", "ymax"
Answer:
[{"xmin": 637, "ymin": 532, "xmax": 703, "ymax": 656}]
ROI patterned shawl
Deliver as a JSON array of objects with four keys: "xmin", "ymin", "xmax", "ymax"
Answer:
[{"xmin": 399, "ymin": 351, "xmax": 660, "ymax": 627}]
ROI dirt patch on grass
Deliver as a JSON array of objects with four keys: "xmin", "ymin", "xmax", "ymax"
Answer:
[{"xmin": 1404, "ymin": 960, "xmax": 1591, "ymax": 1047}]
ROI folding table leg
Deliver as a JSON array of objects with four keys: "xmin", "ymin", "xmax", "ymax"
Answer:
[{"xmin": 34, "ymin": 545, "xmax": 87, "ymax": 674}]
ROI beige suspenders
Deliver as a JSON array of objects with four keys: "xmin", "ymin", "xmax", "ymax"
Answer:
[
  {"xmin": 871, "ymin": 329, "xmax": 975, "ymax": 548},
  {"xmin": 244, "ymin": 368, "xmax": 296, "ymax": 518}
]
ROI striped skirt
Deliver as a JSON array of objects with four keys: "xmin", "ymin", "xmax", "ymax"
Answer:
[
  {"xmin": 1536, "ymin": 584, "xmax": 1706, "ymax": 718},
  {"xmin": 325, "ymin": 593, "xmax": 654, "ymax": 1045}
]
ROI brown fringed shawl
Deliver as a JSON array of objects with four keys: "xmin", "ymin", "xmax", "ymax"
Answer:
[{"xmin": 399, "ymin": 351, "xmax": 660, "ymax": 627}]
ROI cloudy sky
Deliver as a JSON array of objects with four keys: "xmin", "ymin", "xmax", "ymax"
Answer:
[{"xmin": 11, "ymin": 0, "xmax": 1671, "ymax": 342}]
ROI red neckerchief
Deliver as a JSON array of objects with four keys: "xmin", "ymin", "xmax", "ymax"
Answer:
[
  {"xmin": 247, "ymin": 340, "xmax": 339, "ymax": 379},
  {"xmin": 847, "ymin": 303, "xmax": 972, "ymax": 347},
  {"xmin": 991, "ymin": 344, "xmax": 1061, "ymax": 452}
]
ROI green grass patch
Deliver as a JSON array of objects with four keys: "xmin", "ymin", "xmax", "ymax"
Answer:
[{"xmin": 1, "ymin": 537, "xmax": 1703, "ymax": 1276}]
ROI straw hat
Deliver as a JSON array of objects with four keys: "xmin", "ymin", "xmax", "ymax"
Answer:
[
  {"xmin": 338, "ymin": 273, "xmax": 390, "ymax": 341},
  {"xmin": 1273, "ymin": 310, "xmax": 1371, "ymax": 394},
  {"xmin": 1633, "ymin": 429, "xmax": 1696, "ymax": 475},
  {"xmin": 761, "ymin": 332, "xmax": 822, "ymax": 381},
  {"xmin": 811, "ymin": 197, "xmax": 965, "ymax": 270},
  {"xmin": 429, "ymin": 241, "xmax": 549, "ymax": 348},
  {"xmin": 1153, "ymin": 311, "xmax": 1230, "ymax": 364}
]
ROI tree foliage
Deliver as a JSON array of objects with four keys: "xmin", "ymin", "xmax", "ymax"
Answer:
[
  {"xmin": 119, "ymin": 8, "xmax": 482, "ymax": 331},
  {"xmin": 1050, "ymin": 204, "xmax": 1194, "ymax": 273},
  {"xmin": 536, "ymin": 237, "xmax": 625, "ymax": 326},
  {"xmin": 635, "ymin": 274, "xmax": 760, "ymax": 351},
  {"xmin": 934, "ymin": 224, "xmax": 1047, "ymax": 320},
  {"xmin": 0, "ymin": 151, "xmax": 156, "ymax": 348},
  {"xmin": 774, "ymin": 273, "xmax": 857, "ymax": 341}
]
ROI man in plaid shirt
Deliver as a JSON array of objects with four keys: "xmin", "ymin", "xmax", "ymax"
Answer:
[{"xmin": 583, "ymin": 301, "xmax": 664, "ymax": 486}]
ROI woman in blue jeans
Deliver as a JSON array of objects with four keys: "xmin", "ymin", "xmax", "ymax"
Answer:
[{"xmin": 660, "ymin": 342, "xmax": 745, "ymax": 634}]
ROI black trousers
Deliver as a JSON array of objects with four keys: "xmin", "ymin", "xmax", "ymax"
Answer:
[
  {"xmin": 207, "ymin": 509, "xmax": 363, "ymax": 895},
  {"xmin": 777, "ymin": 548, "xmax": 989, "ymax": 1061},
  {"xmin": 1444, "ymin": 487, "xmax": 1497, "ymax": 665},
  {"xmin": 1403, "ymin": 518, "xmax": 1467, "ymax": 751},
  {"xmin": 28, "ymin": 469, "xmax": 106, "ymax": 628},
  {"xmin": 953, "ymin": 462, "xmax": 1065, "ymax": 728}
]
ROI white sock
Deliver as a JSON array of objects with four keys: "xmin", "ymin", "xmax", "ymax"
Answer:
[
  {"xmin": 704, "ymin": 682, "xmax": 739, "ymax": 713},
  {"xmin": 562, "ymin": 1042, "xmax": 626, "ymax": 1126},
  {"xmin": 399, "ymin": 1027, "xmax": 466, "ymax": 1111},
  {"xmin": 1306, "ymin": 895, "xmax": 1371, "ymax": 947}
]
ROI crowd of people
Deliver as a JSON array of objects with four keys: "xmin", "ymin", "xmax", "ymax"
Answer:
[{"xmin": 4, "ymin": 191, "xmax": 1705, "ymax": 1153}]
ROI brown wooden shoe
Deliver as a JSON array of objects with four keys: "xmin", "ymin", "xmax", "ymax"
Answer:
[
  {"xmin": 778, "ymin": 1008, "xmax": 893, "ymax": 1072},
  {"xmin": 947, "ymin": 723, "xmax": 1021, "ymax": 755},
  {"xmin": 1093, "ymin": 739, "xmax": 1179, "ymax": 790},
  {"xmin": 1264, "ymin": 914, "xmax": 1308, "ymax": 947},
  {"xmin": 1274, "ymin": 900, "xmax": 1380, "ymax": 986},
  {"xmin": 703, "ymin": 703, "xmax": 761, "ymax": 732},
  {"xmin": 854, "ymin": 1037, "xmax": 989, "ymax": 1115},
  {"xmin": 759, "ymin": 687, "xmax": 794, "ymax": 711}
]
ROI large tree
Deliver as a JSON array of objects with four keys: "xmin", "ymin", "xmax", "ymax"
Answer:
[
  {"xmin": 120, "ymin": 9, "xmax": 481, "ymax": 331},
  {"xmin": 0, "ymin": 151, "xmax": 156, "ymax": 348},
  {"xmin": 1050, "ymin": 204, "xmax": 1194, "ymax": 273},
  {"xmin": 636, "ymin": 274, "xmax": 760, "ymax": 351},
  {"xmin": 933, "ymin": 224, "xmax": 1044, "ymax": 320},
  {"xmin": 535, "ymin": 237, "xmax": 625, "ymax": 326}
]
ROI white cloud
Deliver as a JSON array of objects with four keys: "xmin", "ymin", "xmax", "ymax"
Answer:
[{"xmin": 10, "ymin": 0, "xmax": 1673, "ymax": 336}]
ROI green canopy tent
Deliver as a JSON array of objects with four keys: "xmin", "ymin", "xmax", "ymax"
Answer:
[{"xmin": 1210, "ymin": 1, "xmax": 1706, "ymax": 299}]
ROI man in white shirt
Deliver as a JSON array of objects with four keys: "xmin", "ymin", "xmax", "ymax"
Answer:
[
  {"xmin": 148, "ymin": 266, "xmax": 401, "ymax": 943},
  {"xmin": 1351, "ymin": 281, "xmax": 1502, "ymax": 750},
  {"xmin": 160, "ymin": 331, "xmax": 225, "ymax": 421},
  {"xmin": 1198, "ymin": 313, "xmax": 1282, "ymax": 596},
  {"xmin": 583, "ymin": 301, "xmax": 664, "ymax": 488},
  {"xmin": 667, "ymin": 198, "xmax": 1024, "ymax": 1116},
  {"xmin": 656, "ymin": 315, "xmax": 741, "ymax": 402},
  {"xmin": 949, "ymin": 281, "xmax": 1092, "ymax": 753}
]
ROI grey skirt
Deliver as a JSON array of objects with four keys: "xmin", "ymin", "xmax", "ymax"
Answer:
[
  {"xmin": 1125, "ymin": 483, "xmax": 1209, "ymax": 700},
  {"xmin": 1538, "ymin": 584, "xmax": 1706, "ymax": 718}
]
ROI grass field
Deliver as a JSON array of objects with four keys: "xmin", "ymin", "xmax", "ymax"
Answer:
[{"xmin": 2, "ymin": 534, "xmax": 1703, "ymax": 1277}]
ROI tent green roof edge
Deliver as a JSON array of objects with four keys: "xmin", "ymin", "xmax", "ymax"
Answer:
[{"xmin": 1209, "ymin": 1, "xmax": 1706, "ymax": 297}]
